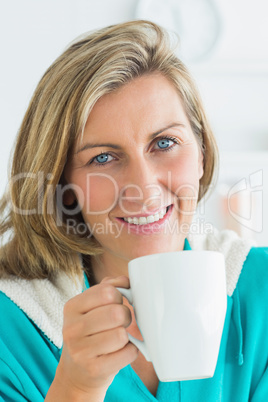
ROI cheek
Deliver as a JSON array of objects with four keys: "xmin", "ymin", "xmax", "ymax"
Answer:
[
  {"xmin": 166, "ymin": 156, "xmax": 200, "ymax": 218},
  {"xmin": 167, "ymin": 153, "xmax": 200, "ymax": 196},
  {"xmin": 75, "ymin": 173, "xmax": 119, "ymax": 214}
]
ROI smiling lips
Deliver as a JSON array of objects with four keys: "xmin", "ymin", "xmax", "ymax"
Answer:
[{"xmin": 121, "ymin": 206, "xmax": 170, "ymax": 225}]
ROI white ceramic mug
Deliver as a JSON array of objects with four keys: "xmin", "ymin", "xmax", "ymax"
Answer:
[{"xmin": 117, "ymin": 250, "xmax": 227, "ymax": 382}]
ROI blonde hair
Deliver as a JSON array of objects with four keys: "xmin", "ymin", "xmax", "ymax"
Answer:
[{"xmin": 0, "ymin": 20, "xmax": 218, "ymax": 279}]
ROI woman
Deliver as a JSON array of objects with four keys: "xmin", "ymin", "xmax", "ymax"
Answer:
[{"xmin": 0, "ymin": 20, "xmax": 267, "ymax": 401}]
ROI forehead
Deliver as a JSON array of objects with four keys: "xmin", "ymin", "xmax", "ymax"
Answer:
[
  {"xmin": 90, "ymin": 74, "xmax": 186, "ymax": 122},
  {"xmin": 74, "ymin": 73, "xmax": 192, "ymax": 153},
  {"xmin": 96, "ymin": 73, "xmax": 182, "ymax": 109}
]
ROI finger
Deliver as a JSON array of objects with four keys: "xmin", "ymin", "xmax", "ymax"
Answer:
[
  {"xmin": 77, "ymin": 304, "xmax": 132, "ymax": 337},
  {"xmin": 64, "ymin": 303, "xmax": 132, "ymax": 341},
  {"xmin": 64, "ymin": 278, "xmax": 128, "ymax": 315},
  {"xmin": 94, "ymin": 342, "xmax": 139, "ymax": 378},
  {"xmin": 72, "ymin": 326, "xmax": 131, "ymax": 360},
  {"xmin": 101, "ymin": 275, "xmax": 130, "ymax": 289}
]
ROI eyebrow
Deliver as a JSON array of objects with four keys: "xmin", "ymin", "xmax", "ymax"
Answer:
[{"xmin": 76, "ymin": 122, "xmax": 185, "ymax": 154}]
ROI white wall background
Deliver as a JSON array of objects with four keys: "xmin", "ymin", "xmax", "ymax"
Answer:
[{"xmin": 1, "ymin": 0, "xmax": 268, "ymax": 244}]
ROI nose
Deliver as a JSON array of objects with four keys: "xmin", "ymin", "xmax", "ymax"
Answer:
[{"xmin": 119, "ymin": 158, "xmax": 164, "ymax": 214}]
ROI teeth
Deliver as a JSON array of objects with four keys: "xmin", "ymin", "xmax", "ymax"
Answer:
[
  {"xmin": 154, "ymin": 213, "xmax": 159, "ymax": 221},
  {"xmin": 139, "ymin": 217, "xmax": 147, "ymax": 225},
  {"xmin": 147, "ymin": 215, "xmax": 154, "ymax": 223},
  {"xmin": 123, "ymin": 207, "xmax": 168, "ymax": 225}
]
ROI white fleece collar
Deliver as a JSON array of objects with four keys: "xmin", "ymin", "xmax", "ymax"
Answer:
[
  {"xmin": 0, "ymin": 229, "xmax": 255, "ymax": 349},
  {"xmin": 0, "ymin": 272, "xmax": 83, "ymax": 349}
]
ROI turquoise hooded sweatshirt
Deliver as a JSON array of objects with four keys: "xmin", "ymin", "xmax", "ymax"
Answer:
[{"xmin": 0, "ymin": 242, "xmax": 268, "ymax": 401}]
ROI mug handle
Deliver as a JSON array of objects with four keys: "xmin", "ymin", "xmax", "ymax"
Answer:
[{"xmin": 116, "ymin": 287, "xmax": 151, "ymax": 362}]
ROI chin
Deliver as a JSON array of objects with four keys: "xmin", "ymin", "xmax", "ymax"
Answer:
[{"xmin": 129, "ymin": 241, "xmax": 182, "ymax": 261}]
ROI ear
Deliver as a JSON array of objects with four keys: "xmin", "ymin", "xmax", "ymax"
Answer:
[{"xmin": 198, "ymin": 149, "xmax": 204, "ymax": 180}]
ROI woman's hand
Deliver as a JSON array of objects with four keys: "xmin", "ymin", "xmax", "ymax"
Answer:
[{"xmin": 46, "ymin": 276, "xmax": 138, "ymax": 401}]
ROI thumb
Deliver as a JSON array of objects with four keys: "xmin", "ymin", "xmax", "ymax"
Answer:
[{"xmin": 101, "ymin": 275, "xmax": 130, "ymax": 289}]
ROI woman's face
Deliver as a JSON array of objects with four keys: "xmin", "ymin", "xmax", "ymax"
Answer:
[{"xmin": 65, "ymin": 73, "xmax": 203, "ymax": 277}]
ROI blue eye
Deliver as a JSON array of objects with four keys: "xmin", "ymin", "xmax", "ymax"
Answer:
[
  {"xmin": 94, "ymin": 153, "xmax": 111, "ymax": 164},
  {"xmin": 157, "ymin": 138, "xmax": 174, "ymax": 149}
]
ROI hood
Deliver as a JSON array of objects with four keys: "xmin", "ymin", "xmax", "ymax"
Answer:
[{"xmin": 0, "ymin": 228, "xmax": 255, "ymax": 353}]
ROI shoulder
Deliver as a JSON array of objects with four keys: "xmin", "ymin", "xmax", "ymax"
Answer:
[
  {"xmin": 0, "ymin": 289, "xmax": 27, "ymax": 325},
  {"xmin": 243, "ymin": 246, "xmax": 268, "ymax": 270},
  {"xmin": 0, "ymin": 290, "xmax": 32, "ymax": 348},
  {"xmin": 0, "ymin": 290, "xmax": 61, "ymax": 401},
  {"xmin": 0, "ymin": 290, "xmax": 41, "ymax": 363},
  {"xmin": 0, "ymin": 272, "xmax": 84, "ymax": 349},
  {"xmin": 238, "ymin": 247, "xmax": 268, "ymax": 300}
]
